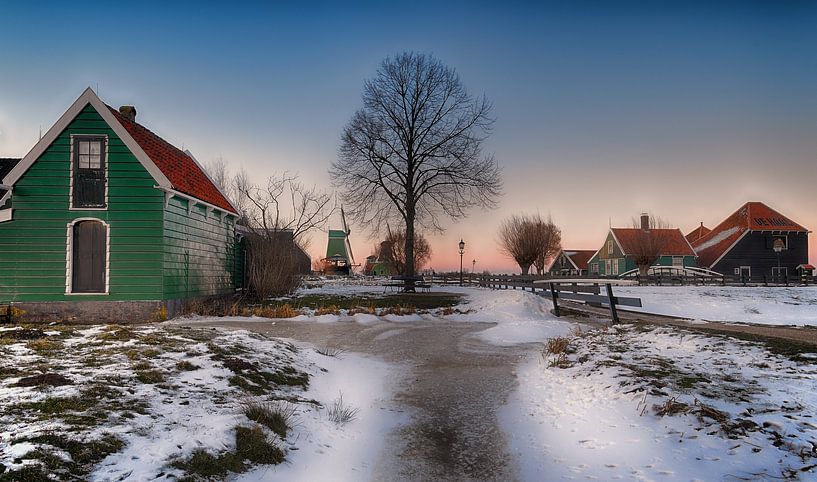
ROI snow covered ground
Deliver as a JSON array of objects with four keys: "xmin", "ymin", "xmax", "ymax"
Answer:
[
  {"xmin": 502, "ymin": 324, "xmax": 817, "ymax": 480},
  {"xmin": 0, "ymin": 324, "xmax": 404, "ymax": 481},
  {"xmin": 616, "ymin": 285, "xmax": 817, "ymax": 325}
]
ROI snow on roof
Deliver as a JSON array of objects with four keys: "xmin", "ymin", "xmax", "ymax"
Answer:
[{"xmin": 692, "ymin": 202, "xmax": 809, "ymax": 268}]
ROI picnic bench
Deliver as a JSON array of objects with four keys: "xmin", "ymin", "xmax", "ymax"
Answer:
[{"xmin": 383, "ymin": 276, "xmax": 432, "ymax": 293}]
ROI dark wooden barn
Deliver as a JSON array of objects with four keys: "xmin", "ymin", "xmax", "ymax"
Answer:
[{"xmin": 692, "ymin": 202, "xmax": 810, "ymax": 278}]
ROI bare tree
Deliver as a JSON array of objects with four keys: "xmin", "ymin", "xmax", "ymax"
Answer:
[
  {"xmin": 331, "ymin": 52, "xmax": 502, "ymax": 284},
  {"xmin": 532, "ymin": 215, "xmax": 562, "ymax": 275},
  {"xmin": 498, "ymin": 215, "xmax": 540, "ymax": 275},
  {"xmin": 205, "ymin": 162, "xmax": 336, "ymax": 298},
  {"xmin": 629, "ymin": 213, "xmax": 671, "ymax": 276},
  {"xmin": 383, "ymin": 227, "xmax": 433, "ymax": 275}
]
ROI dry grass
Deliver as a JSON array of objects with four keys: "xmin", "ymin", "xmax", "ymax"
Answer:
[
  {"xmin": 544, "ymin": 337, "xmax": 570, "ymax": 356},
  {"xmin": 242, "ymin": 400, "xmax": 296, "ymax": 439},
  {"xmin": 27, "ymin": 338, "xmax": 63, "ymax": 352},
  {"xmin": 315, "ymin": 344, "xmax": 346, "ymax": 357},
  {"xmin": 326, "ymin": 392, "xmax": 359, "ymax": 425},
  {"xmin": 315, "ymin": 305, "xmax": 340, "ymax": 316},
  {"xmin": 653, "ymin": 397, "xmax": 690, "ymax": 417},
  {"xmin": 252, "ymin": 304, "xmax": 299, "ymax": 319}
]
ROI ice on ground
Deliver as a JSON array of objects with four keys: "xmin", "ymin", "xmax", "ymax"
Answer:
[{"xmin": 616, "ymin": 285, "xmax": 817, "ymax": 325}]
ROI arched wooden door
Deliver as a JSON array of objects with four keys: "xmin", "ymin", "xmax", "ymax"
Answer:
[{"xmin": 72, "ymin": 221, "xmax": 106, "ymax": 293}]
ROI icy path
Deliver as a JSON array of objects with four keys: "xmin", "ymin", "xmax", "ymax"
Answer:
[{"xmin": 196, "ymin": 315, "xmax": 551, "ymax": 480}]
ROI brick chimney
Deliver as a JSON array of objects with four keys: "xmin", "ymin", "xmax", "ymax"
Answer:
[
  {"xmin": 640, "ymin": 213, "xmax": 650, "ymax": 231},
  {"xmin": 118, "ymin": 105, "xmax": 137, "ymax": 123}
]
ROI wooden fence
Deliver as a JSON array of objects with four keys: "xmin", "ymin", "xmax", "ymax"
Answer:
[
  {"xmin": 470, "ymin": 273, "xmax": 812, "ymax": 288},
  {"xmin": 478, "ymin": 275, "xmax": 641, "ymax": 323}
]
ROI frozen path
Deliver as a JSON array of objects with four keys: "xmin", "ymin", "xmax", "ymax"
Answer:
[{"xmin": 194, "ymin": 316, "xmax": 536, "ymax": 481}]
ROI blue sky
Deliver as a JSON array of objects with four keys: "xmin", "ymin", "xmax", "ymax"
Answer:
[{"xmin": 1, "ymin": 1, "xmax": 815, "ymax": 269}]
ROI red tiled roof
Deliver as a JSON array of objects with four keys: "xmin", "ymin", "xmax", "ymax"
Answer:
[
  {"xmin": 107, "ymin": 106, "xmax": 236, "ymax": 214},
  {"xmin": 562, "ymin": 249, "xmax": 596, "ymax": 270},
  {"xmin": 685, "ymin": 224, "xmax": 711, "ymax": 242},
  {"xmin": 611, "ymin": 228, "xmax": 695, "ymax": 257},
  {"xmin": 692, "ymin": 202, "xmax": 808, "ymax": 268}
]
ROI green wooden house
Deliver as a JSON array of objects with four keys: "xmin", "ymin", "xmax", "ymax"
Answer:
[
  {"xmin": 0, "ymin": 88, "xmax": 240, "ymax": 322},
  {"xmin": 587, "ymin": 217, "xmax": 697, "ymax": 276}
]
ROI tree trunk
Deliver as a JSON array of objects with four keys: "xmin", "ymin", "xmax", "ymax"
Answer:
[
  {"xmin": 520, "ymin": 264, "xmax": 531, "ymax": 275},
  {"xmin": 404, "ymin": 202, "xmax": 416, "ymax": 292},
  {"xmin": 638, "ymin": 265, "xmax": 649, "ymax": 276}
]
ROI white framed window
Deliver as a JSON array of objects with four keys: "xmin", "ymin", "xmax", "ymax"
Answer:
[
  {"xmin": 672, "ymin": 256, "xmax": 684, "ymax": 267},
  {"xmin": 70, "ymin": 135, "xmax": 108, "ymax": 210},
  {"xmin": 607, "ymin": 240, "xmax": 613, "ymax": 255},
  {"xmin": 612, "ymin": 258, "xmax": 619, "ymax": 274}
]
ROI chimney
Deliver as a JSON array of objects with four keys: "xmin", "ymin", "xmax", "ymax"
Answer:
[
  {"xmin": 640, "ymin": 213, "xmax": 650, "ymax": 231},
  {"xmin": 118, "ymin": 105, "xmax": 136, "ymax": 123}
]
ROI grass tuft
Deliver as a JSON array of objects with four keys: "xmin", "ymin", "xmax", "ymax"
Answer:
[
  {"xmin": 326, "ymin": 392, "xmax": 359, "ymax": 425},
  {"xmin": 242, "ymin": 400, "xmax": 296, "ymax": 439},
  {"xmin": 176, "ymin": 360, "xmax": 200, "ymax": 371},
  {"xmin": 315, "ymin": 344, "xmax": 346, "ymax": 357}
]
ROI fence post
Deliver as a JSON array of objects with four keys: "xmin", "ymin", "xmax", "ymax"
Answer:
[
  {"xmin": 549, "ymin": 282, "xmax": 560, "ymax": 317},
  {"xmin": 606, "ymin": 283, "xmax": 619, "ymax": 324}
]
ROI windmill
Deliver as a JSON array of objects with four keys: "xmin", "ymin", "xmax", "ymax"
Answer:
[{"xmin": 322, "ymin": 207, "xmax": 356, "ymax": 275}]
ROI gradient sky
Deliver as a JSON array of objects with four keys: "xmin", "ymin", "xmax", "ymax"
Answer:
[{"xmin": 1, "ymin": 1, "xmax": 815, "ymax": 272}]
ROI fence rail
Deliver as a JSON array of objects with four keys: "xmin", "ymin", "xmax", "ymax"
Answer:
[{"xmin": 466, "ymin": 273, "xmax": 812, "ymax": 288}]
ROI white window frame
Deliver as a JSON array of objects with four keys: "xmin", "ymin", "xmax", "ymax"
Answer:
[
  {"xmin": 607, "ymin": 240, "xmax": 613, "ymax": 255},
  {"xmin": 672, "ymin": 256, "xmax": 684, "ymax": 267},
  {"xmin": 69, "ymin": 134, "xmax": 109, "ymax": 211},
  {"xmin": 739, "ymin": 266, "xmax": 751, "ymax": 278},
  {"xmin": 65, "ymin": 217, "xmax": 110, "ymax": 295}
]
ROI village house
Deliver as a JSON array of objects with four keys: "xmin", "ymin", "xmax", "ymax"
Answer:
[
  {"xmin": 588, "ymin": 215, "xmax": 697, "ymax": 276},
  {"xmin": 0, "ymin": 88, "xmax": 241, "ymax": 322},
  {"xmin": 547, "ymin": 249, "xmax": 595, "ymax": 276},
  {"xmin": 691, "ymin": 201, "xmax": 810, "ymax": 279}
]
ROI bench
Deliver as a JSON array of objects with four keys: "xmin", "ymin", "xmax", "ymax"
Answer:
[{"xmin": 383, "ymin": 277, "xmax": 431, "ymax": 293}]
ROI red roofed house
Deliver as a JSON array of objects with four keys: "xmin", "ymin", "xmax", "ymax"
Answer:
[
  {"xmin": 685, "ymin": 222, "xmax": 711, "ymax": 243},
  {"xmin": 691, "ymin": 202, "xmax": 810, "ymax": 279},
  {"xmin": 547, "ymin": 249, "xmax": 595, "ymax": 276},
  {"xmin": 587, "ymin": 215, "xmax": 697, "ymax": 276},
  {"xmin": 0, "ymin": 88, "xmax": 242, "ymax": 322}
]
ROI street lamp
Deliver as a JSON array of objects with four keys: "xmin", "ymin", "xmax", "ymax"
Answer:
[
  {"xmin": 458, "ymin": 239, "xmax": 465, "ymax": 286},
  {"xmin": 472, "ymin": 259, "xmax": 476, "ymax": 273},
  {"xmin": 773, "ymin": 239, "xmax": 784, "ymax": 282}
]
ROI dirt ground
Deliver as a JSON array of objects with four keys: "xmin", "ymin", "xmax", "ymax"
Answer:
[{"xmin": 192, "ymin": 317, "xmax": 535, "ymax": 481}]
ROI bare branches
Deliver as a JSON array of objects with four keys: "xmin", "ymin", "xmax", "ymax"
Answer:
[
  {"xmin": 331, "ymin": 52, "xmax": 502, "ymax": 277},
  {"xmin": 629, "ymin": 213, "xmax": 672, "ymax": 275},
  {"xmin": 499, "ymin": 214, "xmax": 562, "ymax": 275},
  {"xmin": 380, "ymin": 228, "xmax": 433, "ymax": 275}
]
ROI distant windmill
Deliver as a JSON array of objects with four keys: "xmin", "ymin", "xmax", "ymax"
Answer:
[{"xmin": 322, "ymin": 207, "xmax": 356, "ymax": 275}]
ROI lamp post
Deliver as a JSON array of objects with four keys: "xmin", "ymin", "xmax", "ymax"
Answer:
[
  {"xmin": 472, "ymin": 259, "xmax": 476, "ymax": 273},
  {"xmin": 773, "ymin": 239, "xmax": 784, "ymax": 283},
  {"xmin": 458, "ymin": 239, "xmax": 465, "ymax": 286}
]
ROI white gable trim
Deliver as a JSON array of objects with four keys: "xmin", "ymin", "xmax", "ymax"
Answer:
[
  {"xmin": 3, "ymin": 87, "xmax": 172, "ymax": 190},
  {"xmin": 609, "ymin": 229, "xmax": 626, "ymax": 256}
]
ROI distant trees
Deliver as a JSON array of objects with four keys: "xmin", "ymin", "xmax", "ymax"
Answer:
[
  {"xmin": 382, "ymin": 228, "xmax": 433, "ymax": 275},
  {"xmin": 629, "ymin": 213, "xmax": 670, "ymax": 276},
  {"xmin": 330, "ymin": 52, "xmax": 502, "ymax": 284},
  {"xmin": 498, "ymin": 214, "xmax": 562, "ymax": 275},
  {"xmin": 204, "ymin": 161, "xmax": 335, "ymax": 298}
]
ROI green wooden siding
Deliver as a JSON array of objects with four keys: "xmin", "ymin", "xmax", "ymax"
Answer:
[
  {"xmin": 0, "ymin": 104, "xmax": 164, "ymax": 303},
  {"xmin": 162, "ymin": 197, "xmax": 236, "ymax": 299}
]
